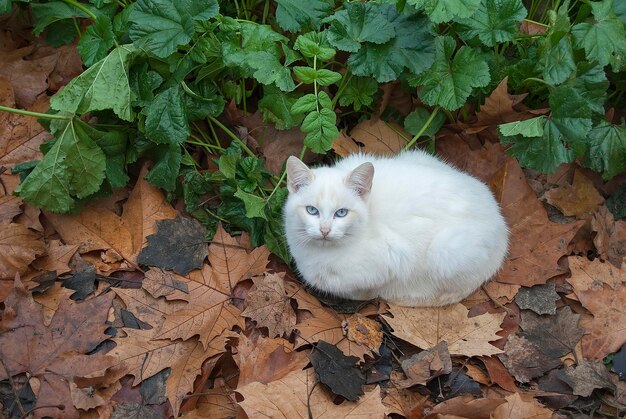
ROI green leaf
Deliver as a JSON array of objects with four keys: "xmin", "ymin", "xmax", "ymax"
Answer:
[
  {"xmin": 78, "ymin": 15, "xmax": 116, "ymax": 67},
  {"xmin": 258, "ymin": 85, "xmax": 305, "ymax": 130},
  {"xmin": 404, "ymin": 108, "xmax": 446, "ymax": 138},
  {"xmin": 145, "ymin": 143, "xmax": 182, "ymax": 192},
  {"xmin": 498, "ymin": 117, "xmax": 544, "ymax": 137},
  {"xmin": 501, "ymin": 117, "xmax": 574, "ymax": 173},
  {"xmin": 458, "ymin": 0, "xmax": 527, "ymax": 47},
  {"xmin": 129, "ymin": 0, "xmax": 218, "ymax": 58},
  {"xmin": 414, "ymin": 36, "xmax": 490, "ymax": 111},
  {"xmin": 301, "ymin": 108, "xmax": 338, "ymax": 153},
  {"xmin": 16, "ymin": 119, "xmax": 107, "ymax": 212},
  {"xmin": 247, "ymin": 51, "xmax": 296, "ymax": 91},
  {"xmin": 348, "ymin": 7, "xmax": 436, "ymax": 82},
  {"xmin": 326, "ymin": 2, "xmax": 396, "ymax": 52},
  {"xmin": 291, "ymin": 93, "xmax": 318, "ymax": 114},
  {"xmin": 572, "ymin": 0, "xmax": 626, "ymax": 67},
  {"xmin": 182, "ymin": 80, "xmax": 225, "ymax": 121},
  {"xmin": 234, "ymin": 187, "xmax": 267, "ymax": 220},
  {"xmin": 294, "ymin": 32, "xmax": 336, "ymax": 60},
  {"xmin": 1, "ymin": 0, "xmax": 12, "ymax": 14},
  {"xmin": 407, "ymin": 0, "xmax": 480, "ymax": 24},
  {"xmin": 31, "ymin": 1, "xmax": 92, "ymax": 36},
  {"xmin": 338, "ymin": 76, "xmax": 378, "ymax": 111},
  {"xmin": 578, "ymin": 120, "xmax": 626, "ymax": 180},
  {"xmin": 144, "ymin": 85, "xmax": 190, "ymax": 144},
  {"xmin": 537, "ymin": 6, "xmax": 576, "ymax": 85},
  {"xmin": 275, "ymin": 0, "xmax": 332, "ymax": 33},
  {"xmin": 293, "ymin": 67, "xmax": 342, "ymax": 86},
  {"xmin": 50, "ymin": 45, "xmax": 134, "ymax": 121},
  {"xmin": 90, "ymin": 129, "xmax": 129, "ymax": 188}
]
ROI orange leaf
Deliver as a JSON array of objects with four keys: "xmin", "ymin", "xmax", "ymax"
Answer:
[
  {"xmin": 0, "ymin": 222, "xmax": 45, "ymax": 279},
  {"xmin": 242, "ymin": 273, "xmax": 297, "ymax": 337}
]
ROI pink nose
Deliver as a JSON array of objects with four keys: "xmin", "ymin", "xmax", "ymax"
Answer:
[{"xmin": 320, "ymin": 227, "xmax": 330, "ymax": 237}]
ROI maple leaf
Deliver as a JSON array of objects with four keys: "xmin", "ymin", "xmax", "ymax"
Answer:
[
  {"xmin": 578, "ymin": 284, "xmax": 626, "ymax": 359},
  {"xmin": 237, "ymin": 369, "xmax": 386, "ymax": 418},
  {"xmin": 491, "ymin": 393, "xmax": 552, "ymax": 419},
  {"xmin": 235, "ymin": 334, "xmax": 310, "ymax": 388},
  {"xmin": 31, "ymin": 239, "xmax": 79, "ymax": 276},
  {"xmin": 242, "ymin": 272, "xmax": 296, "ymax": 337},
  {"xmin": 0, "ymin": 279, "xmax": 114, "ymax": 417},
  {"xmin": 143, "ymin": 267, "xmax": 190, "ymax": 301},
  {"xmin": 155, "ymin": 225, "xmax": 269, "ymax": 347},
  {"xmin": 520, "ymin": 307, "xmax": 583, "ymax": 359},
  {"xmin": 556, "ymin": 360, "xmax": 615, "ymax": 397},
  {"xmin": 288, "ymin": 281, "xmax": 373, "ymax": 360},
  {"xmin": 309, "ymin": 340, "xmax": 365, "ymax": 401},
  {"xmin": 489, "ymin": 158, "xmax": 584, "ymax": 286},
  {"xmin": 497, "ymin": 334, "xmax": 561, "ymax": 383},
  {"xmin": 382, "ymin": 303, "xmax": 505, "ymax": 357},
  {"xmin": 566, "ymin": 256, "xmax": 625, "ymax": 298},
  {"xmin": 0, "ymin": 222, "xmax": 45, "ymax": 279},
  {"xmin": 545, "ymin": 169, "xmax": 604, "ymax": 218}
]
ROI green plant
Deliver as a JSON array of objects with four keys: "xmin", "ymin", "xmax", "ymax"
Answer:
[{"xmin": 1, "ymin": 0, "xmax": 625, "ymax": 263}]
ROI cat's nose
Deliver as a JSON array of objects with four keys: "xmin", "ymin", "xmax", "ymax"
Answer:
[{"xmin": 320, "ymin": 227, "xmax": 330, "ymax": 237}]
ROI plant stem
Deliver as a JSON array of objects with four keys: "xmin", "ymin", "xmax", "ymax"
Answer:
[
  {"xmin": 208, "ymin": 116, "xmax": 256, "ymax": 158},
  {"xmin": 523, "ymin": 18, "xmax": 549, "ymax": 28},
  {"xmin": 403, "ymin": 107, "xmax": 440, "ymax": 151},
  {"xmin": 62, "ymin": 0, "xmax": 97, "ymax": 20},
  {"xmin": 331, "ymin": 70, "xmax": 352, "ymax": 108},
  {"xmin": 0, "ymin": 105, "xmax": 71, "ymax": 120}
]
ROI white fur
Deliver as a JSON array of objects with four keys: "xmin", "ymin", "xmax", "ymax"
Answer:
[{"xmin": 283, "ymin": 151, "xmax": 509, "ymax": 307}]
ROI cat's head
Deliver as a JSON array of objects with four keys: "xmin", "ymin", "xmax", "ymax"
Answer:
[{"xmin": 284, "ymin": 156, "xmax": 374, "ymax": 244}]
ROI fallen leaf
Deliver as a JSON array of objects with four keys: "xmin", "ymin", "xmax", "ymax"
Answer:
[
  {"xmin": 490, "ymin": 393, "xmax": 552, "ymax": 419},
  {"xmin": 425, "ymin": 394, "xmax": 505, "ymax": 419},
  {"xmin": 143, "ymin": 267, "xmax": 190, "ymax": 301},
  {"xmin": 334, "ymin": 119, "xmax": 408, "ymax": 156},
  {"xmin": 464, "ymin": 363, "xmax": 491, "ymax": 386},
  {"xmin": 382, "ymin": 386, "xmax": 430, "ymax": 418},
  {"xmin": 556, "ymin": 360, "xmax": 615, "ymax": 397},
  {"xmin": 181, "ymin": 377, "xmax": 240, "ymax": 418},
  {"xmin": 242, "ymin": 272, "xmax": 296, "ymax": 338},
  {"xmin": 514, "ymin": 282, "xmax": 560, "ymax": 315},
  {"xmin": 566, "ymin": 256, "xmax": 625, "ymax": 298},
  {"xmin": 235, "ymin": 334, "xmax": 309, "ymax": 388},
  {"xmin": 0, "ymin": 48, "xmax": 57, "ymax": 107},
  {"xmin": 237, "ymin": 369, "xmax": 386, "ymax": 418},
  {"xmin": 374, "ymin": 81, "xmax": 413, "ymax": 118},
  {"xmin": 33, "ymin": 282, "xmax": 74, "ymax": 326},
  {"xmin": 309, "ymin": 340, "xmax": 365, "ymax": 401},
  {"xmin": 341, "ymin": 313, "xmax": 383, "ymax": 353},
  {"xmin": 479, "ymin": 356, "xmax": 519, "ymax": 392},
  {"xmin": 462, "ymin": 281, "xmax": 520, "ymax": 307},
  {"xmin": 70, "ymin": 380, "xmax": 120, "ymax": 412},
  {"xmin": 578, "ymin": 284, "xmax": 626, "ymax": 359},
  {"xmin": 137, "ymin": 216, "xmax": 208, "ymax": 276},
  {"xmin": 490, "ymin": 158, "xmax": 584, "ymax": 286},
  {"xmin": 498, "ymin": 334, "xmax": 561, "ymax": 383},
  {"xmin": 0, "ymin": 222, "xmax": 45, "ymax": 279},
  {"xmin": 545, "ymin": 170, "xmax": 604, "ymax": 218},
  {"xmin": 398, "ymin": 341, "xmax": 452, "ymax": 387},
  {"xmin": 0, "ymin": 195, "xmax": 22, "ymax": 224},
  {"xmin": 383, "ymin": 303, "xmax": 505, "ymax": 357},
  {"xmin": 31, "ymin": 239, "xmax": 79, "ymax": 276},
  {"xmin": 591, "ymin": 205, "xmax": 626, "ymax": 268},
  {"xmin": 332, "ymin": 130, "xmax": 360, "ymax": 157},
  {"xmin": 519, "ymin": 307, "xmax": 583, "ymax": 359}
]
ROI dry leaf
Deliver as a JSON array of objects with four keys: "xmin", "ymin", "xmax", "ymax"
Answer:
[
  {"xmin": 237, "ymin": 369, "xmax": 386, "ymax": 418},
  {"xmin": 0, "ymin": 195, "xmax": 22, "ymax": 224},
  {"xmin": 383, "ymin": 303, "xmax": 505, "ymax": 357},
  {"xmin": 591, "ymin": 205, "xmax": 626, "ymax": 268},
  {"xmin": 0, "ymin": 222, "xmax": 45, "ymax": 279},
  {"xmin": 556, "ymin": 360, "xmax": 615, "ymax": 397},
  {"xmin": 333, "ymin": 119, "xmax": 408, "ymax": 156},
  {"xmin": 566, "ymin": 256, "xmax": 625, "ymax": 298},
  {"xmin": 497, "ymin": 334, "xmax": 561, "ymax": 383},
  {"xmin": 490, "ymin": 393, "xmax": 552, "ymax": 419},
  {"xmin": 31, "ymin": 239, "xmax": 79, "ymax": 276},
  {"xmin": 382, "ymin": 386, "xmax": 430, "ymax": 418},
  {"xmin": 398, "ymin": 341, "xmax": 452, "ymax": 387},
  {"xmin": 545, "ymin": 170, "xmax": 604, "ymax": 218},
  {"xmin": 462, "ymin": 281, "xmax": 520, "ymax": 308},
  {"xmin": 578, "ymin": 284, "xmax": 626, "ymax": 359},
  {"xmin": 342, "ymin": 313, "xmax": 383, "ymax": 353},
  {"xmin": 242, "ymin": 272, "xmax": 296, "ymax": 337},
  {"xmin": 0, "ymin": 49, "xmax": 57, "ymax": 107},
  {"xmin": 426, "ymin": 394, "xmax": 505, "ymax": 419},
  {"xmin": 143, "ymin": 267, "xmax": 190, "ymax": 301}
]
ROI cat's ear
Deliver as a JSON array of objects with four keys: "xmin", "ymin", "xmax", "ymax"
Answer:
[
  {"xmin": 286, "ymin": 156, "xmax": 314, "ymax": 193},
  {"xmin": 346, "ymin": 162, "xmax": 374, "ymax": 198}
]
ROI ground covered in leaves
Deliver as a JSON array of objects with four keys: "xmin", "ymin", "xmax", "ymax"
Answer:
[{"xmin": 2, "ymin": 11, "xmax": 626, "ymax": 419}]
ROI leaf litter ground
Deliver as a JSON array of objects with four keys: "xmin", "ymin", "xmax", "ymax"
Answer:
[{"xmin": 2, "ymin": 27, "xmax": 626, "ymax": 419}]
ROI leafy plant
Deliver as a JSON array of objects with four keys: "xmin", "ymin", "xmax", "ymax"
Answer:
[{"xmin": 1, "ymin": 0, "xmax": 626, "ymax": 263}]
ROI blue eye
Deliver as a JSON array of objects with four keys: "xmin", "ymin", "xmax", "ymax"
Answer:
[
  {"xmin": 306, "ymin": 206, "xmax": 319, "ymax": 215},
  {"xmin": 335, "ymin": 208, "xmax": 348, "ymax": 217}
]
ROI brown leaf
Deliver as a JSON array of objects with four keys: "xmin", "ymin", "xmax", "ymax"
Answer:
[
  {"xmin": 591, "ymin": 205, "xmax": 626, "ymax": 268},
  {"xmin": 566, "ymin": 256, "xmax": 625, "ymax": 298},
  {"xmin": 242, "ymin": 272, "xmax": 296, "ymax": 337},
  {"xmin": 519, "ymin": 306, "xmax": 583, "ymax": 359},
  {"xmin": 237, "ymin": 369, "xmax": 386, "ymax": 419},
  {"xmin": 333, "ymin": 119, "xmax": 409, "ymax": 156},
  {"xmin": 578, "ymin": 284, "xmax": 626, "ymax": 359},
  {"xmin": 235, "ymin": 334, "xmax": 310, "ymax": 388},
  {"xmin": 490, "ymin": 393, "xmax": 552, "ymax": 419},
  {"xmin": 288, "ymin": 281, "xmax": 372, "ymax": 360},
  {"xmin": 143, "ymin": 267, "xmax": 190, "ymax": 301},
  {"xmin": 556, "ymin": 360, "xmax": 615, "ymax": 397},
  {"xmin": 545, "ymin": 170, "xmax": 604, "ymax": 218},
  {"xmin": 0, "ymin": 48, "xmax": 57, "ymax": 107},
  {"xmin": 425, "ymin": 394, "xmax": 506, "ymax": 419},
  {"xmin": 31, "ymin": 239, "xmax": 79, "ymax": 276},
  {"xmin": 462, "ymin": 281, "xmax": 520, "ymax": 308},
  {"xmin": 498, "ymin": 334, "xmax": 562, "ymax": 383},
  {"xmin": 181, "ymin": 377, "xmax": 241, "ymax": 418},
  {"xmin": 479, "ymin": 356, "xmax": 519, "ymax": 392},
  {"xmin": 398, "ymin": 341, "xmax": 452, "ymax": 387},
  {"xmin": 383, "ymin": 303, "xmax": 505, "ymax": 357},
  {"xmin": 113, "ymin": 287, "xmax": 189, "ymax": 330},
  {"xmin": 33, "ymin": 282, "xmax": 74, "ymax": 326},
  {"xmin": 374, "ymin": 81, "xmax": 413, "ymax": 118},
  {"xmin": 514, "ymin": 282, "xmax": 560, "ymax": 315},
  {"xmin": 332, "ymin": 130, "xmax": 361, "ymax": 157},
  {"xmin": 342, "ymin": 313, "xmax": 383, "ymax": 353},
  {"xmin": 0, "ymin": 195, "xmax": 22, "ymax": 224},
  {"xmin": 0, "ymin": 222, "xmax": 45, "ymax": 279},
  {"xmin": 70, "ymin": 380, "xmax": 120, "ymax": 412},
  {"xmin": 381, "ymin": 386, "xmax": 430, "ymax": 418},
  {"xmin": 490, "ymin": 158, "xmax": 584, "ymax": 286}
]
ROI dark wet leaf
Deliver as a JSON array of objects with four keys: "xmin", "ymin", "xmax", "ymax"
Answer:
[
  {"xmin": 520, "ymin": 306, "xmax": 584, "ymax": 359},
  {"xmin": 141, "ymin": 368, "xmax": 169, "ymax": 405},
  {"xmin": 309, "ymin": 340, "xmax": 365, "ymax": 401},
  {"xmin": 514, "ymin": 282, "xmax": 560, "ymax": 315},
  {"xmin": 612, "ymin": 345, "xmax": 626, "ymax": 381},
  {"xmin": 63, "ymin": 265, "xmax": 97, "ymax": 300},
  {"xmin": 556, "ymin": 360, "xmax": 615, "ymax": 397}
]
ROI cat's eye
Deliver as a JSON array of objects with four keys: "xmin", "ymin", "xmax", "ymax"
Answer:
[
  {"xmin": 306, "ymin": 206, "xmax": 319, "ymax": 215},
  {"xmin": 335, "ymin": 208, "xmax": 349, "ymax": 217}
]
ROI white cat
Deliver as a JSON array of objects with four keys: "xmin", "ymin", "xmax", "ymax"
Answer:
[{"xmin": 283, "ymin": 151, "xmax": 509, "ymax": 307}]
